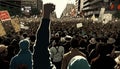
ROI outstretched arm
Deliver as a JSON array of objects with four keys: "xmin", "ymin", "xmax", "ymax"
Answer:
[{"xmin": 33, "ymin": 3, "xmax": 55, "ymax": 69}]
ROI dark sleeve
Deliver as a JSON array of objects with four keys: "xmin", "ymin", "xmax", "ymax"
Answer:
[{"xmin": 33, "ymin": 18, "xmax": 55, "ymax": 69}]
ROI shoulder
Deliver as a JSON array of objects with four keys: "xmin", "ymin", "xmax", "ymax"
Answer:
[
  {"xmin": 11, "ymin": 55, "xmax": 18, "ymax": 61},
  {"xmin": 64, "ymin": 51, "xmax": 71, "ymax": 56}
]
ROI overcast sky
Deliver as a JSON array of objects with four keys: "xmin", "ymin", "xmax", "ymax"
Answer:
[{"xmin": 43, "ymin": 0, "xmax": 75, "ymax": 18}]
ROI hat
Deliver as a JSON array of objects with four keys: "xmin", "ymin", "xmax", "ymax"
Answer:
[
  {"xmin": 65, "ymin": 35, "xmax": 72, "ymax": 39},
  {"xmin": 89, "ymin": 38, "xmax": 96, "ymax": 44},
  {"xmin": 0, "ymin": 44, "xmax": 8, "ymax": 53},
  {"xmin": 107, "ymin": 38, "xmax": 116, "ymax": 44},
  {"xmin": 115, "ymin": 55, "xmax": 120, "ymax": 64},
  {"xmin": 65, "ymin": 35, "xmax": 72, "ymax": 41}
]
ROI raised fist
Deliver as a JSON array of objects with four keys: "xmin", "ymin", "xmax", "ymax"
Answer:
[{"xmin": 44, "ymin": 3, "xmax": 55, "ymax": 14}]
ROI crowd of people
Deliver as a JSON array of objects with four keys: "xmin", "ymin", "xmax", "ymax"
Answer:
[{"xmin": 0, "ymin": 3, "xmax": 120, "ymax": 69}]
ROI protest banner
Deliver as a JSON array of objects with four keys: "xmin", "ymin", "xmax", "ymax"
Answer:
[
  {"xmin": 0, "ymin": 10, "xmax": 11, "ymax": 21},
  {"xmin": 0, "ymin": 21, "xmax": 6, "ymax": 36},
  {"xmin": 11, "ymin": 17, "xmax": 21, "ymax": 32}
]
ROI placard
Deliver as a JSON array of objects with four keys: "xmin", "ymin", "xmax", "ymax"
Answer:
[
  {"xmin": 0, "ymin": 11, "xmax": 11, "ymax": 21},
  {"xmin": 76, "ymin": 23, "xmax": 83, "ymax": 28},
  {"xmin": 98, "ymin": 8, "xmax": 105, "ymax": 22},
  {"xmin": 0, "ymin": 22, "xmax": 6, "ymax": 36}
]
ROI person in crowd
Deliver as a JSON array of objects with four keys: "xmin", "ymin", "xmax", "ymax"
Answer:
[
  {"xmin": 22, "ymin": 33, "xmax": 29, "ymax": 40},
  {"xmin": 106, "ymin": 37, "xmax": 116, "ymax": 57},
  {"xmin": 7, "ymin": 39, "xmax": 18, "ymax": 62},
  {"xmin": 61, "ymin": 37, "xmax": 90, "ymax": 69},
  {"xmin": 91, "ymin": 43, "xmax": 116, "ymax": 69},
  {"xmin": 87, "ymin": 37, "xmax": 97, "ymax": 53},
  {"xmin": 9, "ymin": 39, "xmax": 32, "ymax": 69},
  {"xmin": 49, "ymin": 38, "xmax": 64, "ymax": 69},
  {"xmin": 33, "ymin": 3, "xmax": 56, "ymax": 69},
  {"xmin": 29, "ymin": 35, "xmax": 36, "ymax": 53},
  {"xmin": 79, "ymin": 35, "xmax": 89, "ymax": 57},
  {"xmin": 63, "ymin": 35, "xmax": 73, "ymax": 53},
  {"xmin": 114, "ymin": 55, "xmax": 120, "ymax": 69},
  {"xmin": 0, "ymin": 44, "xmax": 9, "ymax": 69}
]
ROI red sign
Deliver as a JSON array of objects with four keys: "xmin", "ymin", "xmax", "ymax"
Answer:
[
  {"xmin": 0, "ymin": 11, "xmax": 11, "ymax": 21},
  {"xmin": 117, "ymin": 4, "xmax": 120, "ymax": 10}
]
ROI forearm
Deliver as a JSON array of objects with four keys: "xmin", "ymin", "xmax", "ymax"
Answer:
[
  {"xmin": 33, "ymin": 3, "xmax": 55, "ymax": 69},
  {"xmin": 36, "ymin": 18, "xmax": 50, "ymax": 48},
  {"xmin": 33, "ymin": 18, "xmax": 53, "ymax": 69}
]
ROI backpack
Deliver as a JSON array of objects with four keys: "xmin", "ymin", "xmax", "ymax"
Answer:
[{"xmin": 52, "ymin": 46, "xmax": 63, "ymax": 62}]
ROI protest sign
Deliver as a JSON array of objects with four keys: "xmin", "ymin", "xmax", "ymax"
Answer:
[
  {"xmin": 102, "ymin": 13, "xmax": 112, "ymax": 24},
  {"xmin": 0, "ymin": 11, "xmax": 11, "ymax": 21},
  {"xmin": 0, "ymin": 21, "xmax": 6, "ymax": 36},
  {"xmin": 11, "ymin": 17, "xmax": 21, "ymax": 32},
  {"xmin": 76, "ymin": 23, "xmax": 83, "ymax": 28},
  {"xmin": 98, "ymin": 8, "xmax": 105, "ymax": 22}
]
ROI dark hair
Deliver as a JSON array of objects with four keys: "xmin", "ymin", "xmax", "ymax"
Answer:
[
  {"xmin": 30, "ymin": 35, "xmax": 36, "ymax": 42},
  {"xmin": 70, "ymin": 38, "xmax": 79, "ymax": 48},
  {"xmin": 23, "ymin": 33, "xmax": 28, "ymax": 38},
  {"xmin": 97, "ymin": 43, "xmax": 114, "ymax": 56}
]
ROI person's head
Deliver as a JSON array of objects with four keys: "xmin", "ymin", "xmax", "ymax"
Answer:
[
  {"xmin": 89, "ymin": 38, "xmax": 97, "ymax": 44},
  {"xmin": 30, "ymin": 35, "xmax": 36, "ymax": 42},
  {"xmin": 70, "ymin": 37, "xmax": 79, "ymax": 48},
  {"xmin": 23, "ymin": 33, "xmax": 28, "ymax": 39},
  {"xmin": 65, "ymin": 35, "xmax": 72, "ymax": 42},
  {"xmin": 107, "ymin": 37, "xmax": 116, "ymax": 44},
  {"xmin": 19, "ymin": 39, "xmax": 30, "ymax": 50},
  {"xmin": 0, "ymin": 44, "xmax": 8, "ymax": 57}
]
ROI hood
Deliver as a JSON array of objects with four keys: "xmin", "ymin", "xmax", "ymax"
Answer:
[{"xmin": 19, "ymin": 39, "xmax": 30, "ymax": 50}]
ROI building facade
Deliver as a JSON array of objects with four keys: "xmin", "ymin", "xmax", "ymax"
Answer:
[
  {"xmin": 0, "ymin": 0, "xmax": 21, "ymax": 15},
  {"xmin": 0, "ymin": 0, "xmax": 43, "ymax": 16},
  {"xmin": 75, "ymin": 0, "xmax": 120, "ymax": 17}
]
